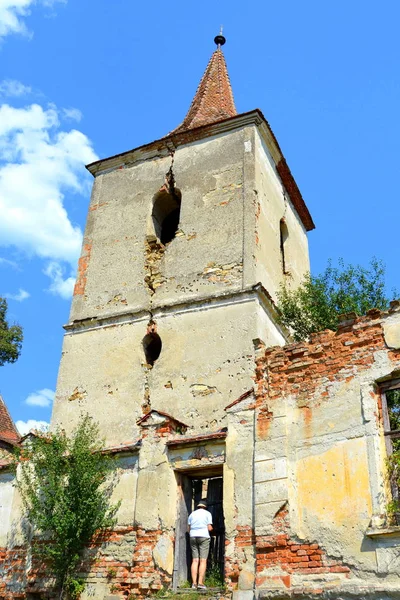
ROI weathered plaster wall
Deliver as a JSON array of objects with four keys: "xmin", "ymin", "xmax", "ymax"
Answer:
[
  {"xmin": 69, "ymin": 121, "xmax": 310, "ymax": 327},
  {"xmin": 70, "ymin": 127, "xmax": 251, "ymax": 323},
  {"xmin": 253, "ymin": 130, "xmax": 310, "ymax": 300},
  {"xmin": 111, "ymin": 454, "xmax": 139, "ymax": 526},
  {"xmin": 0, "ymin": 473, "xmax": 15, "ymax": 547},
  {"xmin": 51, "ymin": 296, "xmax": 285, "ymax": 445}
]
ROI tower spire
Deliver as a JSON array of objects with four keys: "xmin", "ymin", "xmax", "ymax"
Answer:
[{"xmin": 172, "ymin": 33, "xmax": 237, "ymax": 134}]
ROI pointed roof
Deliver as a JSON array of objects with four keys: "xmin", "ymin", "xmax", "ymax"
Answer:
[
  {"xmin": 0, "ymin": 395, "xmax": 20, "ymax": 446},
  {"xmin": 172, "ymin": 46, "xmax": 237, "ymax": 134}
]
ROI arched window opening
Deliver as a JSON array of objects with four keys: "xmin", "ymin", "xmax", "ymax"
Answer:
[
  {"xmin": 143, "ymin": 322, "xmax": 162, "ymax": 366},
  {"xmin": 280, "ymin": 218, "xmax": 289, "ymax": 275},
  {"xmin": 152, "ymin": 188, "xmax": 182, "ymax": 245}
]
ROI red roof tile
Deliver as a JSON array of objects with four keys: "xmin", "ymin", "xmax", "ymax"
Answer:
[
  {"xmin": 172, "ymin": 47, "xmax": 237, "ymax": 133},
  {"xmin": 0, "ymin": 395, "xmax": 20, "ymax": 446}
]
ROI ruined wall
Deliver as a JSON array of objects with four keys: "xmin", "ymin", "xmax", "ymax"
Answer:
[
  {"xmin": 1, "ymin": 119, "xmax": 316, "ymax": 600},
  {"xmin": 249, "ymin": 304, "xmax": 400, "ymax": 598},
  {"xmin": 6, "ymin": 309, "xmax": 400, "ymax": 600},
  {"xmin": 0, "ymin": 425, "xmax": 229, "ymax": 600}
]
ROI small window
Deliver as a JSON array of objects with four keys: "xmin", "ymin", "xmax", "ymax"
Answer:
[
  {"xmin": 380, "ymin": 380, "xmax": 400, "ymax": 454},
  {"xmin": 152, "ymin": 188, "xmax": 182, "ymax": 245},
  {"xmin": 280, "ymin": 218, "xmax": 289, "ymax": 275},
  {"xmin": 142, "ymin": 322, "xmax": 162, "ymax": 366},
  {"xmin": 380, "ymin": 380, "xmax": 400, "ymax": 506}
]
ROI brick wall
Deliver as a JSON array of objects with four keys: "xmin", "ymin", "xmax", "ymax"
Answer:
[
  {"xmin": 254, "ymin": 309, "xmax": 400, "ymax": 409},
  {"xmin": 0, "ymin": 527, "xmax": 173, "ymax": 599},
  {"xmin": 250, "ymin": 307, "xmax": 400, "ymax": 596}
]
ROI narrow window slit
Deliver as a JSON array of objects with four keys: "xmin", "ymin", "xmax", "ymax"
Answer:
[{"xmin": 280, "ymin": 218, "xmax": 289, "ymax": 275}]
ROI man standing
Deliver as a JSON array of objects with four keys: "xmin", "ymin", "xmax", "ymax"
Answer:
[{"xmin": 188, "ymin": 500, "xmax": 213, "ymax": 589}]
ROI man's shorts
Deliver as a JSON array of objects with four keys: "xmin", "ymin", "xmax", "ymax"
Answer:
[{"xmin": 190, "ymin": 536, "xmax": 210, "ymax": 559}]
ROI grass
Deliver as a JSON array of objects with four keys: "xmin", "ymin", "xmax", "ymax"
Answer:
[{"xmin": 204, "ymin": 565, "xmax": 224, "ymax": 589}]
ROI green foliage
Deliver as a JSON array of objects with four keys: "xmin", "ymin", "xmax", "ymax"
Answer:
[
  {"xmin": 386, "ymin": 389, "xmax": 400, "ymax": 434},
  {"xmin": 387, "ymin": 449, "xmax": 400, "ymax": 518},
  {"xmin": 277, "ymin": 258, "xmax": 393, "ymax": 341},
  {"xmin": 204, "ymin": 564, "xmax": 224, "ymax": 588},
  {"xmin": 65, "ymin": 577, "xmax": 86, "ymax": 600},
  {"xmin": 0, "ymin": 297, "xmax": 23, "ymax": 366},
  {"xmin": 14, "ymin": 415, "xmax": 120, "ymax": 597}
]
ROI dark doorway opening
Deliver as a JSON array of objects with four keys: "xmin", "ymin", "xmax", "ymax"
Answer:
[{"xmin": 173, "ymin": 469, "xmax": 225, "ymax": 590}]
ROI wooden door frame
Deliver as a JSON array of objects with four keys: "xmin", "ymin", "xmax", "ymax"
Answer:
[{"xmin": 172, "ymin": 465, "xmax": 224, "ymax": 590}]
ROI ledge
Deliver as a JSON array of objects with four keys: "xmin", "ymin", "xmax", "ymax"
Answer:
[
  {"xmin": 166, "ymin": 430, "xmax": 227, "ymax": 448},
  {"xmin": 100, "ymin": 440, "xmax": 141, "ymax": 455},
  {"xmin": 365, "ymin": 525, "xmax": 400, "ymax": 538}
]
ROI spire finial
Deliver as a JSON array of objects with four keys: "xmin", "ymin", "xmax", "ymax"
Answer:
[
  {"xmin": 170, "ymin": 29, "xmax": 236, "ymax": 134},
  {"xmin": 214, "ymin": 26, "xmax": 226, "ymax": 47}
]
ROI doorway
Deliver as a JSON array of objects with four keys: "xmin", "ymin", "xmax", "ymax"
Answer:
[{"xmin": 173, "ymin": 469, "xmax": 225, "ymax": 589}]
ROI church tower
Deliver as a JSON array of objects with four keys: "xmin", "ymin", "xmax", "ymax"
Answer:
[
  {"xmin": 4, "ymin": 35, "xmax": 400, "ymax": 600},
  {"xmin": 51, "ymin": 35, "xmax": 314, "ymax": 443}
]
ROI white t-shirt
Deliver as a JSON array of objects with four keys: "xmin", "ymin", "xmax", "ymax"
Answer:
[{"xmin": 188, "ymin": 508, "xmax": 213, "ymax": 538}]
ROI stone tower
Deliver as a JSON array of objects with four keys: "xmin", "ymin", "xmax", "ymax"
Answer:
[{"xmin": 51, "ymin": 38, "xmax": 314, "ymax": 445}]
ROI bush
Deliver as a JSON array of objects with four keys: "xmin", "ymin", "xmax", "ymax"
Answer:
[{"xmin": 14, "ymin": 415, "xmax": 120, "ymax": 598}]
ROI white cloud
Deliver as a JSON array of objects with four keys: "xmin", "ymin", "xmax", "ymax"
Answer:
[
  {"xmin": 0, "ymin": 0, "xmax": 65, "ymax": 40},
  {"xmin": 0, "ymin": 256, "xmax": 18, "ymax": 268},
  {"xmin": 62, "ymin": 107, "xmax": 82, "ymax": 122},
  {"xmin": 0, "ymin": 79, "xmax": 31, "ymax": 97},
  {"xmin": 4, "ymin": 288, "xmax": 30, "ymax": 301},
  {"xmin": 0, "ymin": 99, "xmax": 97, "ymax": 298},
  {"xmin": 44, "ymin": 261, "xmax": 75, "ymax": 299},
  {"xmin": 16, "ymin": 419, "xmax": 49, "ymax": 435},
  {"xmin": 25, "ymin": 387, "xmax": 54, "ymax": 407}
]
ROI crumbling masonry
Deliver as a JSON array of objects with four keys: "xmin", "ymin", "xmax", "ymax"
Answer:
[{"xmin": 1, "ymin": 38, "xmax": 400, "ymax": 600}]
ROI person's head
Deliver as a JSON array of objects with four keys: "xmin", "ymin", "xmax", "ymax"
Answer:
[{"xmin": 197, "ymin": 500, "xmax": 207, "ymax": 509}]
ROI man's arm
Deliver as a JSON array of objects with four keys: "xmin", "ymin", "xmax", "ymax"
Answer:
[{"xmin": 207, "ymin": 511, "xmax": 213, "ymax": 532}]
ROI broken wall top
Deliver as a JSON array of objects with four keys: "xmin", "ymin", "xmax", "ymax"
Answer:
[{"xmin": 255, "ymin": 303, "xmax": 400, "ymax": 403}]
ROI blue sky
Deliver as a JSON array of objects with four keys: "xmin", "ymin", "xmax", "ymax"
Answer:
[{"xmin": 1, "ymin": 0, "xmax": 399, "ymax": 433}]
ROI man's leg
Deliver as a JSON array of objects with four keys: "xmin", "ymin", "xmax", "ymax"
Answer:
[
  {"xmin": 191, "ymin": 558, "xmax": 199, "ymax": 586},
  {"xmin": 198, "ymin": 558, "xmax": 207, "ymax": 586}
]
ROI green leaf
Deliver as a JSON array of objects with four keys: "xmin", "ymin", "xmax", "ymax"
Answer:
[
  {"xmin": 0, "ymin": 297, "xmax": 23, "ymax": 366},
  {"xmin": 277, "ymin": 258, "xmax": 394, "ymax": 341}
]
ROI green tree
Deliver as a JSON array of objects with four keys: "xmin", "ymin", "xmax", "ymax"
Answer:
[
  {"xmin": 0, "ymin": 297, "xmax": 23, "ymax": 365},
  {"xmin": 14, "ymin": 416, "xmax": 120, "ymax": 599},
  {"xmin": 277, "ymin": 258, "xmax": 393, "ymax": 341}
]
